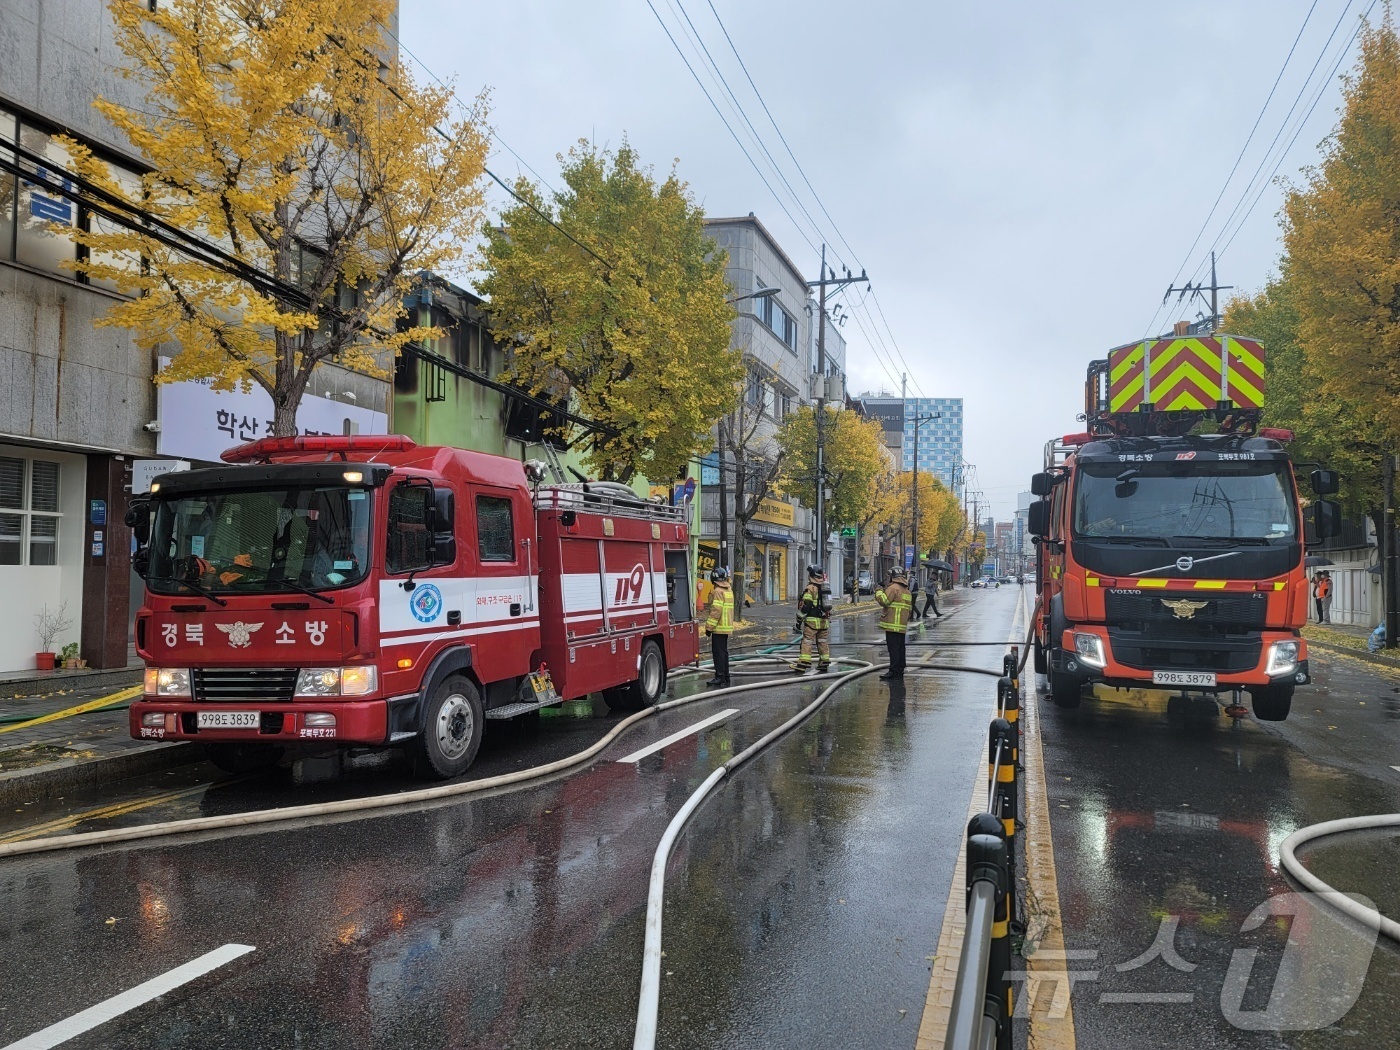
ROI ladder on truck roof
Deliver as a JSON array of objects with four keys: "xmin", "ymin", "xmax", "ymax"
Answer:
[{"xmin": 535, "ymin": 483, "xmax": 689, "ymax": 524}]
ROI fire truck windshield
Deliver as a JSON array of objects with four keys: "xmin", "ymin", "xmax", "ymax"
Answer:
[
  {"xmin": 147, "ymin": 485, "xmax": 372, "ymax": 596},
  {"xmin": 1073, "ymin": 461, "xmax": 1297, "ymax": 542}
]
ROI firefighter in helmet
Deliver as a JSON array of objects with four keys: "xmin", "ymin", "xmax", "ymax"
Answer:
[
  {"xmin": 795, "ymin": 564, "xmax": 832, "ymax": 673},
  {"xmin": 876, "ymin": 568, "xmax": 913, "ymax": 680},
  {"xmin": 704, "ymin": 567, "xmax": 735, "ymax": 687}
]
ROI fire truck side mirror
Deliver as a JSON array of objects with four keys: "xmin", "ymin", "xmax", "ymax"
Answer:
[
  {"xmin": 1312, "ymin": 500, "xmax": 1342, "ymax": 541},
  {"xmin": 1310, "ymin": 469, "xmax": 1340, "ymax": 496},
  {"xmin": 1030, "ymin": 472, "xmax": 1054, "ymax": 497},
  {"xmin": 430, "ymin": 487, "xmax": 456, "ymax": 566},
  {"xmin": 124, "ymin": 499, "xmax": 151, "ymax": 544},
  {"xmin": 1027, "ymin": 501, "xmax": 1050, "ymax": 538}
]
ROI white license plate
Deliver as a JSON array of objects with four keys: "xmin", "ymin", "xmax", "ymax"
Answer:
[
  {"xmin": 1152, "ymin": 671, "xmax": 1217, "ymax": 687},
  {"xmin": 196, "ymin": 710, "xmax": 259, "ymax": 730}
]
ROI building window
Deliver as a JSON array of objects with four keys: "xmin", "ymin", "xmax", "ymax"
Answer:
[
  {"xmin": 0, "ymin": 456, "xmax": 61, "ymax": 566},
  {"xmin": 0, "ymin": 108, "xmax": 144, "ymax": 289}
]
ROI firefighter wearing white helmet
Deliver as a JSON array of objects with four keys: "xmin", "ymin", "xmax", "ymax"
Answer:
[{"xmin": 795, "ymin": 564, "xmax": 832, "ymax": 673}]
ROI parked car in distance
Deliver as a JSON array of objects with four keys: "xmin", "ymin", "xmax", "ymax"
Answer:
[{"xmin": 857, "ymin": 570, "xmax": 874, "ymax": 594}]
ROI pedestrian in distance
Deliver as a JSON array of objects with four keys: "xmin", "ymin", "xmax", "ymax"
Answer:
[
  {"xmin": 795, "ymin": 565, "xmax": 833, "ymax": 674},
  {"xmin": 1318, "ymin": 571, "xmax": 1333, "ymax": 625},
  {"xmin": 703, "ymin": 567, "xmax": 735, "ymax": 687},
  {"xmin": 919, "ymin": 570, "xmax": 941, "ymax": 618},
  {"xmin": 876, "ymin": 568, "xmax": 912, "ymax": 679}
]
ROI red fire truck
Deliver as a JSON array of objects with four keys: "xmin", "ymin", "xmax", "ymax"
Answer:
[
  {"xmin": 1027, "ymin": 334, "xmax": 1342, "ymax": 721},
  {"xmin": 128, "ymin": 436, "xmax": 700, "ymax": 778}
]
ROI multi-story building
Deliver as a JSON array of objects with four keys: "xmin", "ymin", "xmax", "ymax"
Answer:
[
  {"xmin": 0, "ymin": 2, "xmax": 396, "ymax": 673},
  {"xmin": 702, "ymin": 214, "xmax": 830, "ymax": 603},
  {"xmin": 901, "ymin": 397, "xmax": 964, "ymax": 492}
]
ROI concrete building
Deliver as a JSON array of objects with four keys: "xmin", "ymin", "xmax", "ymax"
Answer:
[
  {"xmin": 702, "ymin": 214, "xmax": 834, "ymax": 604},
  {"xmin": 0, "ymin": 2, "xmax": 394, "ymax": 672}
]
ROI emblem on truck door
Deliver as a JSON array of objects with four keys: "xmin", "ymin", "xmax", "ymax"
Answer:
[
  {"xmin": 410, "ymin": 583, "xmax": 444, "ymax": 623},
  {"xmin": 1161, "ymin": 599, "xmax": 1210, "ymax": 620},
  {"xmin": 216, "ymin": 621, "xmax": 264, "ymax": 647}
]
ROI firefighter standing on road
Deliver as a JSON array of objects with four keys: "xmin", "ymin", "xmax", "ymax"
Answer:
[
  {"xmin": 704, "ymin": 568, "xmax": 735, "ymax": 687},
  {"xmin": 795, "ymin": 565, "xmax": 832, "ymax": 673},
  {"xmin": 876, "ymin": 569, "xmax": 913, "ymax": 680}
]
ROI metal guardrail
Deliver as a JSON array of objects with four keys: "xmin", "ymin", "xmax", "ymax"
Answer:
[
  {"xmin": 533, "ymin": 484, "xmax": 689, "ymax": 523},
  {"xmin": 944, "ymin": 649, "xmax": 1023, "ymax": 1050}
]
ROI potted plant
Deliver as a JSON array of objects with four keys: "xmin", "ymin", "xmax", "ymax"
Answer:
[
  {"xmin": 33, "ymin": 602, "xmax": 73, "ymax": 671},
  {"xmin": 60, "ymin": 642, "xmax": 85, "ymax": 670}
]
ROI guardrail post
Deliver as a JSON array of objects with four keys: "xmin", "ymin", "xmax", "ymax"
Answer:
[
  {"xmin": 989, "ymin": 716, "xmax": 1018, "ymax": 938},
  {"xmin": 964, "ymin": 814, "xmax": 1011, "ymax": 1050}
]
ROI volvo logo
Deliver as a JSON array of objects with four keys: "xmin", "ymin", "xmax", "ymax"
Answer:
[{"xmin": 1176, "ymin": 556, "xmax": 1194, "ymax": 572}]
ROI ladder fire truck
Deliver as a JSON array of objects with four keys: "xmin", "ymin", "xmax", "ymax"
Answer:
[
  {"xmin": 128, "ymin": 436, "xmax": 700, "ymax": 778},
  {"xmin": 1027, "ymin": 334, "xmax": 1341, "ymax": 721}
]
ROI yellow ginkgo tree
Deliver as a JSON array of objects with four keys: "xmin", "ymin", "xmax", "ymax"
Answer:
[
  {"xmin": 60, "ymin": 0, "xmax": 490, "ymax": 435},
  {"xmin": 480, "ymin": 140, "xmax": 741, "ymax": 481}
]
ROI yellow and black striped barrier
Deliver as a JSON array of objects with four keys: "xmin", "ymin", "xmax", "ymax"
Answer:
[{"xmin": 945, "ymin": 659, "xmax": 1022, "ymax": 1050}]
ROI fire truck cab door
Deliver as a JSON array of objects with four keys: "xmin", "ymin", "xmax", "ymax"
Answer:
[{"xmin": 463, "ymin": 485, "xmax": 539, "ymax": 682}]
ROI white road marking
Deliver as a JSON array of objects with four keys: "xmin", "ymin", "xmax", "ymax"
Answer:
[
  {"xmin": 616, "ymin": 709, "xmax": 738, "ymax": 764},
  {"xmin": 2, "ymin": 944, "xmax": 255, "ymax": 1050},
  {"xmin": 1392, "ymin": 766, "xmax": 1400, "ymax": 774}
]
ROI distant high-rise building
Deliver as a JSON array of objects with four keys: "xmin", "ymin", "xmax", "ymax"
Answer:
[{"xmin": 856, "ymin": 394, "xmax": 964, "ymax": 494}]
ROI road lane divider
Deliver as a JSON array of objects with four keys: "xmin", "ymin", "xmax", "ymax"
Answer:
[
  {"xmin": 0, "ymin": 659, "xmax": 871, "ymax": 861},
  {"xmin": 615, "ymin": 709, "xmax": 738, "ymax": 764},
  {"xmin": 0, "ymin": 686, "xmax": 142, "ymax": 737},
  {"xmin": 0, "ymin": 943, "xmax": 254, "ymax": 1050}
]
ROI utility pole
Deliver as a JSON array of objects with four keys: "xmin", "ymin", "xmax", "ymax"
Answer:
[
  {"xmin": 910, "ymin": 410, "xmax": 938, "ymax": 581},
  {"xmin": 1387, "ymin": 454, "xmax": 1398, "ymax": 647},
  {"xmin": 717, "ymin": 419, "xmax": 730, "ymax": 572},
  {"xmin": 1162, "ymin": 250, "xmax": 1233, "ymax": 332},
  {"xmin": 807, "ymin": 245, "xmax": 868, "ymax": 578}
]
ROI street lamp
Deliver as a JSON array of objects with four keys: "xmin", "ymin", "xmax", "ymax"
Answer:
[{"xmin": 726, "ymin": 286, "xmax": 781, "ymax": 305}]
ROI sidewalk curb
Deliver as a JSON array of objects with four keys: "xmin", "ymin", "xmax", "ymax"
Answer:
[
  {"xmin": 1307, "ymin": 639, "xmax": 1400, "ymax": 672},
  {"xmin": 0, "ymin": 741, "xmax": 202, "ymax": 805},
  {"xmin": 0, "ymin": 667, "xmax": 143, "ymax": 699}
]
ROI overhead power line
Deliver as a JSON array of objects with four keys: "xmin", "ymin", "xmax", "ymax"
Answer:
[{"xmin": 1142, "ymin": 0, "xmax": 1320, "ymax": 337}]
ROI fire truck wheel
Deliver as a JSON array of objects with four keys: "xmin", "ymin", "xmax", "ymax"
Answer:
[
  {"xmin": 411, "ymin": 675, "xmax": 484, "ymax": 779},
  {"xmin": 1250, "ymin": 683, "xmax": 1294, "ymax": 721},
  {"xmin": 205, "ymin": 743, "xmax": 283, "ymax": 775},
  {"xmin": 1047, "ymin": 657, "xmax": 1082, "ymax": 709},
  {"xmin": 1033, "ymin": 638, "xmax": 1048, "ymax": 675},
  {"xmin": 603, "ymin": 640, "xmax": 666, "ymax": 712}
]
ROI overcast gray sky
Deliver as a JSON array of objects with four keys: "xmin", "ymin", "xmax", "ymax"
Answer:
[{"xmin": 400, "ymin": 0, "xmax": 1366, "ymax": 521}]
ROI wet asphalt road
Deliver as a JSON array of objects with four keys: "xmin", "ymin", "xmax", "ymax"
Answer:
[
  {"xmin": 0, "ymin": 589, "xmax": 1015, "ymax": 1049},
  {"xmin": 1038, "ymin": 642, "xmax": 1400, "ymax": 1047}
]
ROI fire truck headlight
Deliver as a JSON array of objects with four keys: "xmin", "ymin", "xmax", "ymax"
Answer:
[
  {"xmin": 144, "ymin": 667, "xmax": 191, "ymax": 697},
  {"xmin": 295, "ymin": 666, "xmax": 378, "ymax": 697},
  {"xmin": 295, "ymin": 668, "xmax": 341, "ymax": 696},
  {"xmin": 1073, "ymin": 633, "xmax": 1107, "ymax": 669},
  {"xmin": 1266, "ymin": 641, "xmax": 1299, "ymax": 677}
]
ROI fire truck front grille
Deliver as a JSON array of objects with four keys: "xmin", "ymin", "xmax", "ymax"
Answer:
[
  {"xmin": 1107, "ymin": 632, "xmax": 1262, "ymax": 673},
  {"xmin": 1104, "ymin": 591, "xmax": 1267, "ymax": 633},
  {"xmin": 192, "ymin": 668, "xmax": 298, "ymax": 702}
]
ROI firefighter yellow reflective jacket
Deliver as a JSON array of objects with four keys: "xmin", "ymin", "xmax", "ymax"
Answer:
[
  {"xmin": 705, "ymin": 585, "xmax": 734, "ymax": 634},
  {"xmin": 876, "ymin": 582, "xmax": 912, "ymax": 634}
]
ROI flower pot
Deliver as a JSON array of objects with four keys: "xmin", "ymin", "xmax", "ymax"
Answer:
[{"xmin": 35, "ymin": 652, "xmax": 56, "ymax": 671}]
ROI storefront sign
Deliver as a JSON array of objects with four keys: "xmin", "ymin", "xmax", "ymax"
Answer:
[
  {"xmin": 155, "ymin": 359, "xmax": 387, "ymax": 464},
  {"xmin": 132, "ymin": 459, "xmax": 192, "ymax": 495},
  {"xmin": 700, "ymin": 453, "xmax": 720, "ymax": 486},
  {"xmin": 89, "ymin": 500, "xmax": 106, "ymax": 525},
  {"xmin": 696, "ymin": 543, "xmax": 719, "ymax": 576},
  {"xmin": 752, "ymin": 498, "xmax": 794, "ymax": 527}
]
